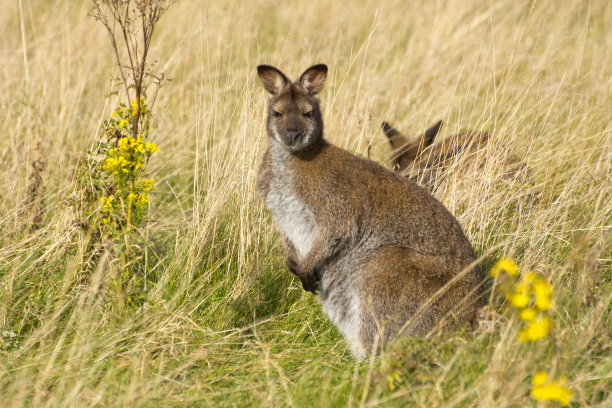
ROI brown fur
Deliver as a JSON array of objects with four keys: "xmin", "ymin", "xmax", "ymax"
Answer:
[
  {"xmin": 256, "ymin": 65, "xmax": 483, "ymax": 358},
  {"xmin": 382, "ymin": 121, "xmax": 524, "ymax": 190}
]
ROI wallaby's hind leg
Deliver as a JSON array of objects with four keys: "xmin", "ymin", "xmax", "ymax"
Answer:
[
  {"xmin": 323, "ymin": 247, "xmax": 479, "ymax": 358},
  {"xmin": 320, "ymin": 276, "xmax": 367, "ymax": 359},
  {"xmin": 356, "ymin": 247, "xmax": 437, "ymax": 351},
  {"xmin": 356, "ymin": 246, "xmax": 477, "ymax": 351}
]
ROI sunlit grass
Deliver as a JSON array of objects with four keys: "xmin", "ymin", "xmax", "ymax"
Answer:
[{"xmin": 0, "ymin": 0, "xmax": 610, "ymax": 406}]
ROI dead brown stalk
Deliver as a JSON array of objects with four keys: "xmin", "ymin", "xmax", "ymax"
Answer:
[{"xmin": 91, "ymin": 0, "xmax": 174, "ymax": 138}]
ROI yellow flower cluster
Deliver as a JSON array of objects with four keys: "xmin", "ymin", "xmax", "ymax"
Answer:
[
  {"xmin": 137, "ymin": 178, "xmax": 157, "ymax": 203},
  {"xmin": 99, "ymin": 178, "xmax": 156, "ymax": 226},
  {"xmin": 97, "ymin": 99, "xmax": 158, "ymax": 233},
  {"xmin": 101, "ymin": 195, "xmax": 114, "ymax": 210},
  {"xmin": 111, "ymin": 98, "xmax": 147, "ymax": 119},
  {"xmin": 531, "ymin": 371, "xmax": 573, "ymax": 406},
  {"xmin": 100, "ymin": 196, "xmax": 116, "ymax": 226},
  {"xmin": 490, "ymin": 259, "xmax": 554, "ymax": 342},
  {"xmin": 491, "ymin": 258, "xmax": 573, "ymax": 406},
  {"xmin": 102, "ymin": 136, "xmax": 159, "ymax": 176},
  {"xmin": 490, "ymin": 258, "xmax": 519, "ymax": 277},
  {"xmin": 139, "ymin": 178, "xmax": 157, "ymax": 192},
  {"xmin": 127, "ymin": 192, "xmax": 150, "ymax": 204},
  {"xmin": 518, "ymin": 316, "xmax": 553, "ymax": 342},
  {"xmin": 126, "ymin": 178, "xmax": 156, "ymax": 205}
]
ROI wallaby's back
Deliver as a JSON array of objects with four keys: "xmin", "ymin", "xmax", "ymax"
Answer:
[
  {"xmin": 285, "ymin": 142, "xmax": 482, "ymax": 355},
  {"xmin": 382, "ymin": 120, "xmax": 524, "ymax": 190}
]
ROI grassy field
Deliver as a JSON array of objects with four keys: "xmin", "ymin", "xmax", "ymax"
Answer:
[{"xmin": 1, "ymin": 0, "xmax": 611, "ymax": 406}]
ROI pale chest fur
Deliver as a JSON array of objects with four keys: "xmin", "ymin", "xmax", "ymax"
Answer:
[{"xmin": 257, "ymin": 149, "xmax": 319, "ymax": 259}]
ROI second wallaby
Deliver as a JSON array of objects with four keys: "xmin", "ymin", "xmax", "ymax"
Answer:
[
  {"xmin": 382, "ymin": 120, "xmax": 524, "ymax": 190},
  {"xmin": 256, "ymin": 64, "xmax": 483, "ymax": 359}
]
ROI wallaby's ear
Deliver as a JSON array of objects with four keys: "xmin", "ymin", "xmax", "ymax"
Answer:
[
  {"xmin": 298, "ymin": 64, "xmax": 328, "ymax": 95},
  {"xmin": 257, "ymin": 65, "xmax": 289, "ymax": 95},
  {"xmin": 423, "ymin": 120, "xmax": 443, "ymax": 146},
  {"xmin": 381, "ymin": 121, "xmax": 408, "ymax": 150},
  {"xmin": 381, "ymin": 122, "xmax": 401, "ymax": 140}
]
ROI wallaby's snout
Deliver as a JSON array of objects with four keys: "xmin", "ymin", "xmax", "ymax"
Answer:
[
  {"xmin": 281, "ymin": 115, "xmax": 303, "ymax": 146},
  {"xmin": 284, "ymin": 129, "xmax": 300, "ymax": 145}
]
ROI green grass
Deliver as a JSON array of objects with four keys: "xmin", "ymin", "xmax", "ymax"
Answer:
[{"xmin": 1, "ymin": 0, "xmax": 611, "ymax": 406}]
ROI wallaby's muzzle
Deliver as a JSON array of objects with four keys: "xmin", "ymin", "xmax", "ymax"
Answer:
[{"xmin": 283, "ymin": 130, "xmax": 300, "ymax": 146}]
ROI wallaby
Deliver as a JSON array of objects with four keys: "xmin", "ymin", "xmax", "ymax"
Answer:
[
  {"xmin": 256, "ymin": 64, "xmax": 483, "ymax": 359},
  {"xmin": 382, "ymin": 121, "xmax": 524, "ymax": 190}
]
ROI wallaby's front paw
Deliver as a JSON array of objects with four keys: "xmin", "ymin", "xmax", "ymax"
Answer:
[
  {"xmin": 300, "ymin": 274, "xmax": 319, "ymax": 294},
  {"xmin": 286, "ymin": 258, "xmax": 319, "ymax": 294}
]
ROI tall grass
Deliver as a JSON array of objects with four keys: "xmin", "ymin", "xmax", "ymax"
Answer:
[{"xmin": 1, "ymin": 0, "xmax": 610, "ymax": 406}]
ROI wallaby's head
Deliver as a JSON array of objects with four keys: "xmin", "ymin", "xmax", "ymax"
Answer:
[
  {"xmin": 257, "ymin": 64, "xmax": 327, "ymax": 153},
  {"xmin": 381, "ymin": 120, "xmax": 443, "ymax": 170}
]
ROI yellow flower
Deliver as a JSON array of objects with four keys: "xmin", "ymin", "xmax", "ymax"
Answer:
[
  {"xmin": 144, "ymin": 141, "xmax": 159, "ymax": 153},
  {"xmin": 519, "ymin": 308, "xmax": 538, "ymax": 322},
  {"xmin": 532, "ymin": 371, "xmax": 548, "ymax": 386},
  {"xmin": 491, "ymin": 258, "xmax": 519, "ymax": 277},
  {"xmin": 534, "ymin": 279, "xmax": 553, "ymax": 311},
  {"xmin": 533, "ymin": 278, "xmax": 552, "ymax": 296},
  {"xmin": 130, "ymin": 98, "xmax": 146, "ymax": 116},
  {"xmin": 519, "ymin": 316, "xmax": 553, "ymax": 342},
  {"xmin": 508, "ymin": 292, "xmax": 530, "ymax": 309},
  {"xmin": 535, "ymin": 294, "xmax": 552, "ymax": 311},
  {"xmin": 100, "ymin": 195, "xmax": 115, "ymax": 211},
  {"xmin": 140, "ymin": 178, "xmax": 157, "ymax": 192},
  {"xmin": 531, "ymin": 372, "xmax": 573, "ymax": 406},
  {"xmin": 102, "ymin": 158, "xmax": 114, "ymax": 171},
  {"xmin": 506, "ymin": 282, "xmax": 531, "ymax": 309}
]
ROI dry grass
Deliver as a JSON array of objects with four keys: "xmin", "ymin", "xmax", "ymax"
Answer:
[{"xmin": 0, "ymin": 0, "xmax": 610, "ymax": 406}]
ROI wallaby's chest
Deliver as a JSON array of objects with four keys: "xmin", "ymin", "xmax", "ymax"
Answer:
[{"xmin": 257, "ymin": 154, "xmax": 318, "ymax": 259}]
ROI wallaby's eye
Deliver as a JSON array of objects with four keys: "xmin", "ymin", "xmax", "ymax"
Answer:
[
  {"xmin": 272, "ymin": 110, "xmax": 282, "ymax": 118},
  {"xmin": 303, "ymin": 111, "xmax": 313, "ymax": 118}
]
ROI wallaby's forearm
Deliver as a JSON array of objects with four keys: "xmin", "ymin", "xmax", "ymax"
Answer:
[
  {"xmin": 282, "ymin": 235, "xmax": 319, "ymax": 293},
  {"xmin": 294, "ymin": 224, "xmax": 353, "ymax": 286}
]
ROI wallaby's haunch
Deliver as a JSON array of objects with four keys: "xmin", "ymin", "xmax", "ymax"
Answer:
[{"xmin": 256, "ymin": 64, "xmax": 483, "ymax": 359}]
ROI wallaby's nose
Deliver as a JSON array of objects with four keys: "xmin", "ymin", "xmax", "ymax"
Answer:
[{"xmin": 284, "ymin": 130, "xmax": 299, "ymax": 145}]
